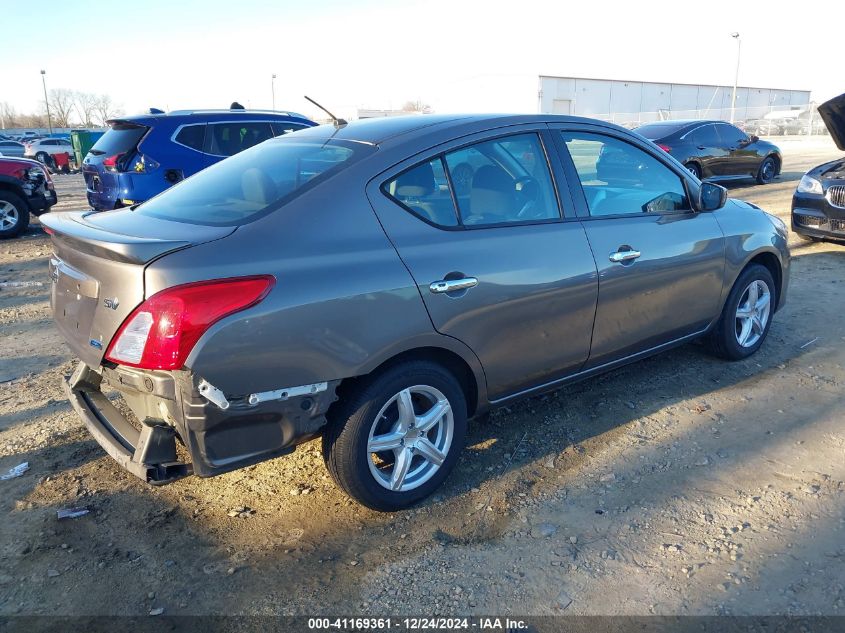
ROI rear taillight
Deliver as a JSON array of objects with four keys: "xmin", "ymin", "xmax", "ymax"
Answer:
[
  {"xmin": 102, "ymin": 153, "xmax": 125, "ymax": 172},
  {"xmin": 656, "ymin": 143, "xmax": 671, "ymax": 152},
  {"xmin": 105, "ymin": 276, "xmax": 275, "ymax": 370}
]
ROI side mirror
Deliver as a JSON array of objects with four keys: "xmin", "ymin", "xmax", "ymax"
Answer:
[
  {"xmin": 749, "ymin": 134, "xmax": 759, "ymax": 143},
  {"xmin": 698, "ymin": 182, "xmax": 728, "ymax": 212}
]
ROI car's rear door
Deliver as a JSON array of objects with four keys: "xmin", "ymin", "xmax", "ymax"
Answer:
[
  {"xmin": 551, "ymin": 123, "xmax": 725, "ymax": 368},
  {"xmin": 202, "ymin": 121, "xmax": 275, "ymax": 168},
  {"xmin": 684, "ymin": 124, "xmax": 726, "ymax": 177},
  {"xmin": 367, "ymin": 126, "xmax": 598, "ymax": 400}
]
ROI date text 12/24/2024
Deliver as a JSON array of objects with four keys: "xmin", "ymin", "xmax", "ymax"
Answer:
[{"xmin": 307, "ymin": 618, "xmax": 529, "ymax": 630}]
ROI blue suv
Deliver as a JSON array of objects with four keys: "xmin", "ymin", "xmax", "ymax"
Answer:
[{"xmin": 82, "ymin": 108, "xmax": 316, "ymax": 210}]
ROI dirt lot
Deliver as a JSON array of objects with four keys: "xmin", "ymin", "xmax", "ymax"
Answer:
[{"xmin": 1, "ymin": 138, "xmax": 844, "ymax": 618}]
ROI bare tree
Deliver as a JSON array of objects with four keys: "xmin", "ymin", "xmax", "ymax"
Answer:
[
  {"xmin": 0, "ymin": 101, "xmax": 19, "ymax": 129},
  {"xmin": 402, "ymin": 99, "xmax": 432, "ymax": 113},
  {"xmin": 48, "ymin": 88, "xmax": 77, "ymax": 128},
  {"xmin": 93, "ymin": 94, "xmax": 123, "ymax": 127},
  {"xmin": 18, "ymin": 112, "xmax": 48, "ymax": 128},
  {"xmin": 75, "ymin": 91, "xmax": 98, "ymax": 128}
]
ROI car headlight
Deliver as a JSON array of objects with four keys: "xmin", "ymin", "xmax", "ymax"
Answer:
[
  {"xmin": 25, "ymin": 167, "xmax": 45, "ymax": 181},
  {"xmin": 797, "ymin": 174, "xmax": 823, "ymax": 195}
]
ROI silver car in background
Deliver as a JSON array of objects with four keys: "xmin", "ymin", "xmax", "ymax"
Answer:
[{"xmin": 42, "ymin": 114, "xmax": 790, "ymax": 511}]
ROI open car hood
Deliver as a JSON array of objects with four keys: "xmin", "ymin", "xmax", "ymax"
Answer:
[{"xmin": 819, "ymin": 92, "xmax": 845, "ymax": 151}]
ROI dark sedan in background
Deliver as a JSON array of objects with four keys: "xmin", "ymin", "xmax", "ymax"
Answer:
[
  {"xmin": 792, "ymin": 93, "xmax": 845, "ymax": 241},
  {"xmin": 635, "ymin": 120, "xmax": 782, "ymax": 184}
]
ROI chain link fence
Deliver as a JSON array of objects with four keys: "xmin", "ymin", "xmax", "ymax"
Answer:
[{"xmin": 589, "ymin": 104, "xmax": 828, "ymax": 136}]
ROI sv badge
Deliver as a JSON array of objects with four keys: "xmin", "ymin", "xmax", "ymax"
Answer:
[{"xmin": 103, "ymin": 297, "xmax": 119, "ymax": 310}]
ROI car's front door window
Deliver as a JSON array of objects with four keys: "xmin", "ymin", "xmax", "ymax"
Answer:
[{"xmin": 562, "ymin": 132, "xmax": 690, "ymax": 217}]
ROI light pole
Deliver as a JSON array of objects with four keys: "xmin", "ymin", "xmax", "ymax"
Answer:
[
  {"xmin": 729, "ymin": 33, "xmax": 741, "ymax": 123},
  {"xmin": 40, "ymin": 70, "xmax": 53, "ymax": 135},
  {"xmin": 271, "ymin": 74, "xmax": 276, "ymax": 110}
]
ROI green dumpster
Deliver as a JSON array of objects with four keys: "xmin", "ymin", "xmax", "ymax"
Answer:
[{"xmin": 70, "ymin": 130, "xmax": 105, "ymax": 167}]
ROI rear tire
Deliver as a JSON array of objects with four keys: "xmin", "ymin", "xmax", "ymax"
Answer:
[
  {"xmin": 322, "ymin": 361, "xmax": 467, "ymax": 511},
  {"xmin": 705, "ymin": 264, "xmax": 775, "ymax": 360},
  {"xmin": 0, "ymin": 191, "xmax": 30, "ymax": 239},
  {"xmin": 756, "ymin": 157, "xmax": 777, "ymax": 184},
  {"xmin": 685, "ymin": 162, "xmax": 702, "ymax": 180}
]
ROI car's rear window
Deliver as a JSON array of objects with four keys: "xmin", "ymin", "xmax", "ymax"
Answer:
[
  {"xmin": 133, "ymin": 137, "xmax": 372, "ymax": 226},
  {"xmin": 634, "ymin": 122, "xmax": 688, "ymax": 139},
  {"xmin": 88, "ymin": 123, "xmax": 148, "ymax": 156}
]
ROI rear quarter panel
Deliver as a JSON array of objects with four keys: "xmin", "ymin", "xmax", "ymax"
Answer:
[{"xmin": 143, "ymin": 164, "xmax": 487, "ymax": 399}]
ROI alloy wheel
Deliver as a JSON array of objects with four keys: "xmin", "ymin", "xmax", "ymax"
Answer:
[
  {"xmin": 366, "ymin": 385, "xmax": 454, "ymax": 492},
  {"xmin": 0, "ymin": 201, "xmax": 19, "ymax": 231},
  {"xmin": 735, "ymin": 279, "xmax": 771, "ymax": 348},
  {"xmin": 761, "ymin": 159, "xmax": 775, "ymax": 181}
]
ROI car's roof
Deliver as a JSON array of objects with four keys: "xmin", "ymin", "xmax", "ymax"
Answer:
[
  {"xmin": 290, "ymin": 113, "xmax": 627, "ymax": 146},
  {"xmin": 110, "ymin": 108, "xmax": 315, "ymax": 126},
  {"xmin": 637, "ymin": 119, "xmax": 726, "ymax": 129}
]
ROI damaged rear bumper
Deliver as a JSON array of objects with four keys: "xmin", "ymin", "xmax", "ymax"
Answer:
[{"xmin": 64, "ymin": 362, "xmax": 339, "ymax": 485}]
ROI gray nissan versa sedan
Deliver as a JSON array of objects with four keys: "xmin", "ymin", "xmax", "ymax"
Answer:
[{"xmin": 42, "ymin": 114, "xmax": 790, "ymax": 511}]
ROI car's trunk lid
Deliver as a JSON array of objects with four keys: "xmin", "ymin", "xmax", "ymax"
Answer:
[
  {"xmin": 40, "ymin": 209, "xmax": 235, "ymax": 367},
  {"xmin": 819, "ymin": 92, "xmax": 845, "ymax": 151}
]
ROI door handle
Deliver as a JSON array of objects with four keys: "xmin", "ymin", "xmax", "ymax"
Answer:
[
  {"xmin": 430, "ymin": 277, "xmax": 478, "ymax": 294},
  {"xmin": 609, "ymin": 250, "xmax": 641, "ymax": 263}
]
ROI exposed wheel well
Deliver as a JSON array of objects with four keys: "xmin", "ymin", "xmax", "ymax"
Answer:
[
  {"xmin": 746, "ymin": 252, "xmax": 782, "ymax": 307},
  {"xmin": 0, "ymin": 182, "xmax": 25, "ymax": 199},
  {"xmin": 768, "ymin": 153, "xmax": 781, "ymax": 175},
  {"xmin": 338, "ymin": 347, "xmax": 480, "ymax": 418}
]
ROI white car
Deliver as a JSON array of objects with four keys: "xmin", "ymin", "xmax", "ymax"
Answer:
[{"xmin": 24, "ymin": 138, "xmax": 74, "ymax": 162}]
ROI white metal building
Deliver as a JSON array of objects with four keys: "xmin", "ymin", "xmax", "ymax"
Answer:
[{"xmin": 538, "ymin": 75, "xmax": 812, "ymax": 126}]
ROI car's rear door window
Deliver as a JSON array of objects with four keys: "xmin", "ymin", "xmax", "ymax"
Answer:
[
  {"xmin": 174, "ymin": 124, "xmax": 206, "ymax": 151},
  {"xmin": 443, "ymin": 133, "xmax": 559, "ymax": 226},
  {"xmin": 562, "ymin": 131, "xmax": 690, "ymax": 216},
  {"xmin": 204, "ymin": 122, "xmax": 274, "ymax": 157}
]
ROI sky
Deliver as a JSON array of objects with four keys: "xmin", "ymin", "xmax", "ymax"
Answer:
[{"xmin": 0, "ymin": 0, "xmax": 842, "ymax": 121}]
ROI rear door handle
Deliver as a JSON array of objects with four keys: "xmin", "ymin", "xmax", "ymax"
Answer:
[
  {"xmin": 609, "ymin": 250, "xmax": 641, "ymax": 263},
  {"xmin": 430, "ymin": 277, "xmax": 478, "ymax": 294}
]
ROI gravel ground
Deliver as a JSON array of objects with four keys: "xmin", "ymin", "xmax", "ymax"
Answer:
[{"xmin": 1, "ymin": 138, "xmax": 843, "ymax": 617}]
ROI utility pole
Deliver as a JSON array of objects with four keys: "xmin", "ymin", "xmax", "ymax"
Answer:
[
  {"xmin": 41, "ymin": 70, "xmax": 53, "ymax": 135},
  {"xmin": 271, "ymin": 74, "xmax": 277, "ymax": 110},
  {"xmin": 729, "ymin": 33, "xmax": 741, "ymax": 123}
]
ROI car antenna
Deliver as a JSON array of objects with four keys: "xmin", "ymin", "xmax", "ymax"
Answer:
[{"xmin": 304, "ymin": 96, "xmax": 347, "ymax": 127}]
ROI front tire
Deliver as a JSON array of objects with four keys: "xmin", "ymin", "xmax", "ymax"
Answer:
[
  {"xmin": 756, "ymin": 156, "xmax": 777, "ymax": 184},
  {"xmin": 0, "ymin": 191, "xmax": 30, "ymax": 239},
  {"xmin": 706, "ymin": 264, "xmax": 775, "ymax": 360},
  {"xmin": 322, "ymin": 361, "xmax": 467, "ymax": 511}
]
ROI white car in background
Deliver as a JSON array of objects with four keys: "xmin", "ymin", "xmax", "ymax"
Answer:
[{"xmin": 24, "ymin": 138, "xmax": 74, "ymax": 162}]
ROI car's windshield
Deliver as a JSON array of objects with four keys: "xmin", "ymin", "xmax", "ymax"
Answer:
[
  {"xmin": 134, "ymin": 137, "xmax": 373, "ymax": 226},
  {"xmin": 635, "ymin": 122, "xmax": 689, "ymax": 139}
]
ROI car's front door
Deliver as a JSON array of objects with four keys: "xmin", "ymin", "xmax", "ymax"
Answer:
[
  {"xmin": 553, "ymin": 125, "xmax": 726, "ymax": 368},
  {"xmin": 367, "ymin": 128, "xmax": 599, "ymax": 400},
  {"xmin": 715, "ymin": 123, "xmax": 759, "ymax": 176}
]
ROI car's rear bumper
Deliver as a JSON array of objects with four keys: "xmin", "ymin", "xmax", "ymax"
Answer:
[
  {"xmin": 64, "ymin": 361, "xmax": 339, "ymax": 484},
  {"xmin": 64, "ymin": 363, "xmax": 191, "ymax": 484}
]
